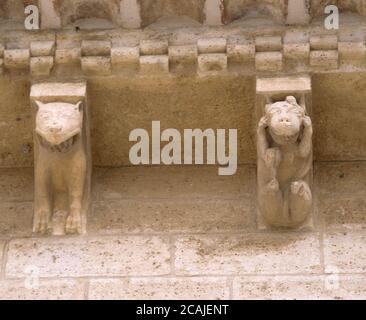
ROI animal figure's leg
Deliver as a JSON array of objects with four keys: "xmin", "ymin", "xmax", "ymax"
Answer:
[
  {"xmin": 66, "ymin": 155, "xmax": 86, "ymax": 234},
  {"xmin": 289, "ymin": 180, "xmax": 312, "ymax": 225},
  {"xmin": 259, "ymin": 178, "xmax": 284, "ymax": 227},
  {"xmin": 34, "ymin": 165, "xmax": 52, "ymax": 234}
]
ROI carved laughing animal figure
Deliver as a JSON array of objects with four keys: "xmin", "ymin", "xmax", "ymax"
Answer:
[{"xmin": 257, "ymin": 96, "xmax": 313, "ymax": 228}]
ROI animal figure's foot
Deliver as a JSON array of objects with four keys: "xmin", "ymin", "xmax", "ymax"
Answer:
[
  {"xmin": 291, "ymin": 180, "xmax": 311, "ymax": 201},
  {"xmin": 65, "ymin": 209, "xmax": 82, "ymax": 234},
  {"xmin": 289, "ymin": 180, "xmax": 312, "ymax": 226},
  {"xmin": 33, "ymin": 210, "xmax": 52, "ymax": 235}
]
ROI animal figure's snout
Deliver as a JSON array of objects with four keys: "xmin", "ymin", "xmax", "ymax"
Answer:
[
  {"xmin": 49, "ymin": 125, "xmax": 62, "ymax": 133},
  {"xmin": 279, "ymin": 116, "xmax": 291, "ymax": 125}
]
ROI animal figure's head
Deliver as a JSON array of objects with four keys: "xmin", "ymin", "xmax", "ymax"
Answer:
[
  {"xmin": 35, "ymin": 101, "xmax": 83, "ymax": 153},
  {"xmin": 265, "ymin": 96, "xmax": 306, "ymax": 145}
]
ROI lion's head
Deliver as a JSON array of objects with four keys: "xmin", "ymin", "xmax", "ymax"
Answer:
[
  {"xmin": 35, "ymin": 101, "xmax": 83, "ymax": 153},
  {"xmin": 265, "ymin": 96, "xmax": 306, "ymax": 145}
]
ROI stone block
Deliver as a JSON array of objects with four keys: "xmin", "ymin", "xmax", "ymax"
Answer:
[
  {"xmin": 81, "ymin": 40, "xmax": 111, "ymax": 57},
  {"xmin": 140, "ymin": 40, "xmax": 168, "ymax": 56},
  {"xmin": 310, "ymin": 35, "xmax": 338, "ymax": 50},
  {"xmin": 169, "ymin": 45, "xmax": 197, "ymax": 64},
  {"xmin": 255, "ymin": 36, "xmax": 282, "ymax": 52},
  {"xmin": 55, "ymin": 48, "xmax": 81, "ymax": 65},
  {"xmin": 233, "ymin": 275, "xmax": 366, "ymax": 300},
  {"xmin": 198, "ymin": 54, "xmax": 227, "ymax": 73},
  {"xmin": 227, "ymin": 42, "xmax": 255, "ymax": 62},
  {"xmin": 175, "ymin": 233, "xmax": 321, "ymax": 275},
  {"xmin": 283, "ymin": 42, "xmax": 310, "ymax": 60},
  {"xmin": 6, "ymin": 236, "xmax": 171, "ymax": 277},
  {"xmin": 310, "ymin": 50, "xmax": 338, "ymax": 69},
  {"xmin": 30, "ymin": 56, "xmax": 54, "ymax": 76},
  {"xmin": 338, "ymin": 42, "xmax": 366, "ymax": 60},
  {"xmin": 30, "ymin": 41, "xmax": 55, "ymax": 57},
  {"xmin": 4, "ymin": 49, "xmax": 30, "ymax": 69},
  {"xmin": 89, "ymin": 198, "xmax": 254, "ymax": 234},
  {"xmin": 111, "ymin": 46, "xmax": 139, "ymax": 67},
  {"xmin": 324, "ymin": 232, "xmax": 366, "ymax": 273},
  {"xmin": 89, "ymin": 277, "xmax": 229, "ymax": 300},
  {"xmin": 197, "ymin": 38, "xmax": 227, "ymax": 54},
  {"xmin": 140, "ymin": 55, "xmax": 169, "ymax": 74},
  {"xmin": 255, "ymin": 52, "xmax": 283, "ymax": 71},
  {"xmin": 0, "ymin": 280, "xmax": 84, "ymax": 300},
  {"xmin": 81, "ymin": 57, "xmax": 111, "ymax": 75}
]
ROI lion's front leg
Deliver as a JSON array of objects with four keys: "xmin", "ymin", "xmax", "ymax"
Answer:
[
  {"xmin": 66, "ymin": 155, "xmax": 86, "ymax": 234},
  {"xmin": 34, "ymin": 165, "xmax": 52, "ymax": 235}
]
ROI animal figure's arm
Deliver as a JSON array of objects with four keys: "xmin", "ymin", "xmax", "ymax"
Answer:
[
  {"xmin": 257, "ymin": 116, "xmax": 269, "ymax": 160},
  {"xmin": 299, "ymin": 116, "xmax": 313, "ymax": 157}
]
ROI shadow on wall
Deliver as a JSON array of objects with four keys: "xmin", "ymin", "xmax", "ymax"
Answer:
[
  {"xmin": 140, "ymin": 0, "xmax": 206, "ymax": 27},
  {"xmin": 310, "ymin": 0, "xmax": 366, "ymax": 17},
  {"xmin": 57, "ymin": 0, "xmax": 120, "ymax": 26},
  {"xmin": 223, "ymin": 0, "xmax": 287, "ymax": 24},
  {"xmin": 0, "ymin": 0, "xmax": 27, "ymax": 21}
]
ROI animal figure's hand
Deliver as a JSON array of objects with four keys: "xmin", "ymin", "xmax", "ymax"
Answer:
[
  {"xmin": 302, "ymin": 116, "xmax": 312, "ymax": 128},
  {"xmin": 258, "ymin": 116, "xmax": 268, "ymax": 130}
]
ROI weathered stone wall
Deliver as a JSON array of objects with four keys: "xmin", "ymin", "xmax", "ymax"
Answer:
[{"xmin": 0, "ymin": 72, "xmax": 365, "ymax": 167}]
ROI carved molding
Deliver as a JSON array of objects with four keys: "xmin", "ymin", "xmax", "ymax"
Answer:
[
  {"xmin": 30, "ymin": 82, "xmax": 91, "ymax": 235},
  {"xmin": 1, "ymin": 30, "xmax": 365, "ymax": 77}
]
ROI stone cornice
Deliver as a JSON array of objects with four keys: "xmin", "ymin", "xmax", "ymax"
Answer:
[{"xmin": 0, "ymin": 23, "xmax": 366, "ymax": 78}]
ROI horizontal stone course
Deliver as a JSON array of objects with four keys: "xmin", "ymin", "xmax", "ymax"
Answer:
[
  {"xmin": 233, "ymin": 275, "xmax": 366, "ymax": 300},
  {"xmin": 315, "ymin": 162, "xmax": 366, "ymax": 196},
  {"xmin": 324, "ymin": 232, "xmax": 366, "ymax": 273},
  {"xmin": 93, "ymin": 166, "xmax": 255, "ymax": 201},
  {"xmin": 6, "ymin": 236, "xmax": 171, "ymax": 278},
  {"xmin": 0, "ymin": 31, "xmax": 364, "ymax": 76},
  {"xmin": 0, "ymin": 202, "xmax": 33, "ymax": 237},
  {"xmin": 0, "ymin": 279, "xmax": 85, "ymax": 300},
  {"xmin": 319, "ymin": 196, "xmax": 366, "ymax": 231},
  {"xmin": 175, "ymin": 233, "xmax": 321, "ymax": 275},
  {"xmin": 90, "ymin": 198, "xmax": 254, "ymax": 234},
  {"xmin": 89, "ymin": 277, "xmax": 230, "ymax": 300}
]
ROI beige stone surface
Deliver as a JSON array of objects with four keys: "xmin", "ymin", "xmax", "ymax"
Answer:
[
  {"xmin": 175, "ymin": 233, "xmax": 321, "ymax": 275},
  {"xmin": 93, "ymin": 166, "xmax": 255, "ymax": 200},
  {"xmin": 88, "ymin": 75, "xmax": 256, "ymax": 166},
  {"xmin": 90, "ymin": 198, "xmax": 254, "ymax": 234},
  {"xmin": 315, "ymin": 162, "xmax": 366, "ymax": 195},
  {"xmin": 0, "ymin": 168, "xmax": 33, "ymax": 202},
  {"xmin": 233, "ymin": 275, "xmax": 366, "ymax": 300},
  {"xmin": 6, "ymin": 236, "xmax": 171, "ymax": 278},
  {"xmin": 0, "ymin": 279, "xmax": 85, "ymax": 300},
  {"xmin": 319, "ymin": 196, "xmax": 366, "ymax": 231},
  {"xmin": 0, "ymin": 202, "xmax": 33, "ymax": 237},
  {"xmin": 313, "ymin": 73, "xmax": 366, "ymax": 161},
  {"xmin": 324, "ymin": 232, "xmax": 366, "ymax": 273},
  {"xmin": 89, "ymin": 277, "xmax": 230, "ymax": 300}
]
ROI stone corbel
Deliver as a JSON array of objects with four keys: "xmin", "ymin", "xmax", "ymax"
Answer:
[
  {"xmin": 30, "ymin": 82, "xmax": 91, "ymax": 236},
  {"xmin": 256, "ymin": 76, "xmax": 313, "ymax": 229}
]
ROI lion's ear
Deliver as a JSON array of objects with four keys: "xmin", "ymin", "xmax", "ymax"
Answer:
[
  {"xmin": 75, "ymin": 101, "xmax": 83, "ymax": 112},
  {"xmin": 34, "ymin": 100, "xmax": 44, "ymax": 111}
]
